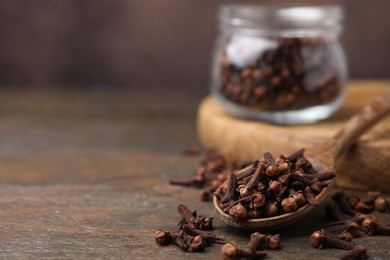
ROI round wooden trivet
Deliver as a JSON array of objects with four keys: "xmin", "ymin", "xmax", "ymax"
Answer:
[{"xmin": 197, "ymin": 82, "xmax": 390, "ymax": 191}]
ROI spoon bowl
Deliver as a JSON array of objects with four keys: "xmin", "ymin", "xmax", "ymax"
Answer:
[{"xmin": 213, "ymin": 90, "xmax": 390, "ymax": 230}]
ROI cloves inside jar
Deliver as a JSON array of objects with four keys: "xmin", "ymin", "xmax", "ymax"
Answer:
[{"xmin": 210, "ymin": 4, "xmax": 347, "ymax": 124}]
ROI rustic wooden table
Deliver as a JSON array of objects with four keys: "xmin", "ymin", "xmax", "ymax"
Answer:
[{"xmin": 0, "ymin": 82, "xmax": 388, "ymax": 259}]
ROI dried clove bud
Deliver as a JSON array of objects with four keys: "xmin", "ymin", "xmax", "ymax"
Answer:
[
  {"xmin": 268, "ymin": 180, "xmax": 282, "ymax": 195},
  {"xmin": 266, "ymin": 165, "xmax": 279, "ymax": 178},
  {"xmin": 155, "ymin": 230, "xmax": 189, "ymax": 251},
  {"xmin": 310, "ymin": 229, "xmax": 354, "ymax": 250},
  {"xmin": 323, "ymin": 220, "xmax": 361, "ymax": 238},
  {"xmin": 240, "ymin": 165, "xmax": 263, "ymax": 197},
  {"xmin": 177, "ymin": 204, "xmax": 202, "ymax": 228},
  {"xmin": 221, "ymin": 243, "xmax": 267, "ymax": 260},
  {"xmin": 248, "ymin": 232, "xmax": 267, "ymax": 251},
  {"xmin": 302, "ymin": 172, "xmax": 336, "ymax": 181},
  {"xmin": 182, "ymin": 224, "xmax": 225, "ymax": 245},
  {"xmin": 292, "ymin": 192, "xmax": 306, "ymax": 207},
  {"xmin": 278, "ymin": 162, "xmax": 290, "ymax": 173},
  {"xmin": 177, "ymin": 209, "xmax": 197, "ymax": 228},
  {"xmin": 360, "ymin": 215, "xmax": 377, "ymax": 234},
  {"xmin": 155, "ymin": 230, "xmax": 171, "ymax": 246},
  {"xmin": 351, "ymin": 213, "xmax": 390, "ymax": 236},
  {"xmin": 251, "ymin": 194, "xmax": 266, "ymax": 209},
  {"xmin": 247, "ymin": 209, "xmax": 263, "ymax": 218},
  {"xmin": 229, "ymin": 203, "xmax": 247, "ymax": 221},
  {"xmin": 265, "ymin": 202, "xmax": 279, "ymax": 217},
  {"xmin": 346, "ymin": 196, "xmax": 360, "ymax": 208},
  {"xmin": 171, "ymin": 149, "xmax": 251, "ymax": 201},
  {"xmin": 198, "ymin": 216, "xmax": 214, "ymax": 230},
  {"xmin": 249, "ymin": 232, "xmax": 281, "ymax": 251},
  {"xmin": 281, "ymin": 197, "xmax": 298, "ymax": 212},
  {"xmin": 188, "ymin": 235, "xmax": 204, "ymax": 252},
  {"xmin": 355, "ymin": 201, "xmax": 375, "ymax": 214},
  {"xmin": 286, "ymin": 148, "xmax": 305, "ymax": 162},
  {"xmin": 221, "ymin": 173, "xmax": 237, "ymax": 203},
  {"xmin": 361, "ymin": 191, "xmax": 380, "ymax": 205},
  {"xmin": 304, "ymin": 187, "xmax": 319, "ymax": 206},
  {"xmin": 339, "ymin": 231, "xmax": 354, "ymax": 242},
  {"xmin": 170, "ymin": 230, "xmax": 189, "ymax": 251},
  {"xmin": 310, "ymin": 180, "xmax": 322, "ymax": 194},
  {"xmin": 266, "ymin": 234, "xmax": 281, "ymax": 250},
  {"xmin": 332, "ymin": 192, "xmax": 356, "ymax": 216},
  {"xmin": 339, "ymin": 245, "xmax": 368, "ymax": 260},
  {"xmin": 373, "ymin": 224, "xmax": 390, "ymax": 235},
  {"xmin": 263, "ymin": 152, "xmax": 275, "ymax": 165},
  {"xmin": 374, "ymin": 196, "xmax": 390, "ymax": 213}
]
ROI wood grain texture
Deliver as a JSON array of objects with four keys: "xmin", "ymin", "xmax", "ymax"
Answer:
[
  {"xmin": 197, "ymin": 81, "xmax": 390, "ymax": 191},
  {"xmin": 0, "ymin": 83, "xmax": 388, "ymax": 259}
]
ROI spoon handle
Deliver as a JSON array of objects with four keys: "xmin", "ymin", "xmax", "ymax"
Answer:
[{"xmin": 332, "ymin": 90, "xmax": 390, "ymax": 160}]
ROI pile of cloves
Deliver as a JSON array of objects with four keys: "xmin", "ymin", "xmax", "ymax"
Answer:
[
  {"xmin": 217, "ymin": 37, "xmax": 342, "ymax": 111},
  {"xmin": 170, "ymin": 149, "xmax": 250, "ymax": 201},
  {"xmin": 215, "ymin": 148, "xmax": 335, "ymax": 220},
  {"xmin": 310, "ymin": 212, "xmax": 390, "ymax": 259},
  {"xmin": 169, "ymin": 147, "xmax": 389, "ymax": 258},
  {"xmin": 221, "ymin": 231, "xmax": 281, "ymax": 260},
  {"xmin": 155, "ymin": 204, "xmax": 224, "ymax": 252},
  {"xmin": 326, "ymin": 191, "xmax": 390, "ymax": 221}
]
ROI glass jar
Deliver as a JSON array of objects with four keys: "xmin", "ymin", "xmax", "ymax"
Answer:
[{"xmin": 210, "ymin": 5, "xmax": 347, "ymax": 124}]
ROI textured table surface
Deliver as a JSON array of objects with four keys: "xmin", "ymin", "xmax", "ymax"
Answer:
[{"xmin": 0, "ymin": 82, "xmax": 388, "ymax": 259}]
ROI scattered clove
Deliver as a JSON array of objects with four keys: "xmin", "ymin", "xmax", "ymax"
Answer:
[
  {"xmin": 155, "ymin": 204, "xmax": 220, "ymax": 252},
  {"xmin": 332, "ymin": 192, "xmax": 356, "ymax": 216},
  {"xmin": 170, "ymin": 149, "xmax": 250, "ymax": 201},
  {"xmin": 310, "ymin": 229, "xmax": 354, "ymax": 250},
  {"xmin": 339, "ymin": 245, "xmax": 368, "ymax": 260},
  {"xmin": 155, "ymin": 230, "xmax": 188, "ymax": 250},
  {"xmin": 374, "ymin": 196, "xmax": 390, "ymax": 213},
  {"xmin": 221, "ymin": 243, "xmax": 267, "ymax": 260},
  {"xmin": 177, "ymin": 204, "xmax": 213, "ymax": 230},
  {"xmin": 312, "ymin": 207, "xmax": 390, "ymax": 259},
  {"xmin": 265, "ymin": 234, "xmax": 281, "ymax": 250},
  {"xmin": 177, "ymin": 204, "xmax": 201, "ymax": 228},
  {"xmin": 221, "ymin": 231, "xmax": 280, "ymax": 259},
  {"xmin": 248, "ymin": 232, "xmax": 267, "ymax": 251},
  {"xmin": 354, "ymin": 201, "xmax": 375, "ymax": 214},
  {"xmin": 249, "ymin": 232, "xmax": 281, "ymax": 251},
  {"xmin": 355, "ymin": 213, "xmax": 390, "ymax": 236},
  {"xmin": 181, "ymin": 224, "xmax": 225, "ymax": 245},
  {"xmin": 326, "ymin": 191, "xmax": 390, "ymax": 222}
]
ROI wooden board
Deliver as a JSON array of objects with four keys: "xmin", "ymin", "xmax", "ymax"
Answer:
[{"xmin": 197, "ymin": 81, "xmax": 390, "ymax": 191}]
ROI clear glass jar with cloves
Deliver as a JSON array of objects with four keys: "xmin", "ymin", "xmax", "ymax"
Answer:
[{"xmin": 210, "ymin": 4, "xmax": 347, "ymax": 124}]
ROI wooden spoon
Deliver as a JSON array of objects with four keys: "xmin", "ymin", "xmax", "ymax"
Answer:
[{"xmin": 214, "ymin": 90, "xmax": 390, "ymax": 229}]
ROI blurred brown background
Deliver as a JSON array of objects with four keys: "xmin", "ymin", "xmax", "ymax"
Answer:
[{"xmin": 0, "ymin": 0, "xmax": 389, "ymax": 89}]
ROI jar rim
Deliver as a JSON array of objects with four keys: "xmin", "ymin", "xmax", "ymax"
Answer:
[{"xmin": 218, "ymin": 4, "xmax": 343, "ymax": 34}]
